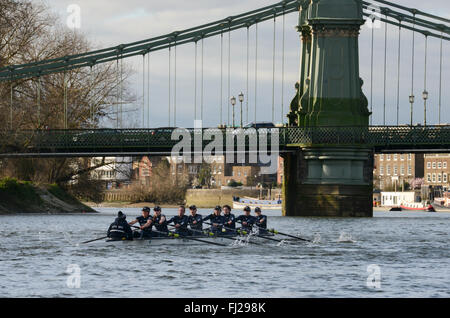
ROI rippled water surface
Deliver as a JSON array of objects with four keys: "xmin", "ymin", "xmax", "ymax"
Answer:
[{"xmin": 0, "ymin": 208, "xmax": 449, "ymax": 298}]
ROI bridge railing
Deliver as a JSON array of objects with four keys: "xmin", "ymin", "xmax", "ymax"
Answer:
[{"xmin": 1, "ymin": 126, "xmax": 450, "ymax": 155}]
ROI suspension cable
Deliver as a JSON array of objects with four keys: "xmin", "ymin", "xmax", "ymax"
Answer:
[
  {"xmin": 142, "ymin": 54, "xmax": 145, "ymax": 128},
  {"xmin": 246, "ymin": 26, "xmax": 250, "ymax": 125},
  {"xmin": 10, "ymin": 79, "xmax": 13, "ymax": 130},
  {"xmin": 120, "ymin": 57, "xmax": 123, "ymax": 128},
  {"xmin": 115, "ymin": 59, "xmax": 119, "ymax": 129},
  {"xmin": 201, "ymin": 37, "xmax": 204, "ymax": 122},
  {"xmin": 37, "ymin": 76, "xmax": 41, "ymax": 128},
  {"xmin": 228, "ymin": 28, "xmax": 231, "ymax": 126},
  {"xmin": 272, "ymin": 13, "xmax": 276, "ymax": 123},
  {"xmin": 147, "ymin": 53, "xmax": 150, "ymax": 128},
  {"xmin": 410, "ymin": 13, "xmax": 416, "ymax": 126},
  {"xmin": 254, "ymin": 21, "xmax": 258, "ymax": 124},
  {"xmin": 64, "ymin": 70, "xmax": 68, "ymax": 129},
  {"xmin": 423, "ymin": 34, "xmax": 428, "ymax": 126},
  {"xmin": 396, "ymin": 19, "xmax": 402, "ymax": 126},
  {"xmin": 168, "ymin": 46, "xmax": 171, "ymax": 127},
  {"xmin": 220, "ymin": 33, "xmax": 223, "ymax": 125},
  {"xmin": 174, "ymin": 43, "xmax": 177, "ymax": 126},
  {"xmin": 439, "ymin": 32, "xmax": 443, "ymax": 125},
  {"xmin": 383, "ymin": 17, "xmax": 388, "ymax": 125},
  {"xmin": 370, "ymin": 17, "xmax": 374, "ymax": 125},
  {"xmin": 195, "ymin": 40, "xmax": 198, "ymax": 120},
  {"xmin": 281, "ymin": 11, "xmax": 286, "ymax": 124},
  {"xmin": 89, "ymin": 66, "xmax": 93, "ymax": 127}
]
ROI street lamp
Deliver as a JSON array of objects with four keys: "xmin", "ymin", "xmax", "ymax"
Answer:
[
  {"xmin": 409, "ymin": 94, "xmax": 415, "ymax": 126},
  {"xmin": 238, "ymin": 92, "xmax": 244, "ymax": 127},
  {"xmin": 422, "ymin": 90, "xmax": 429, "ymax": 127},
  {"xmin": 230, "ymin": 96, "xmax": 236, "ymax": 128}
]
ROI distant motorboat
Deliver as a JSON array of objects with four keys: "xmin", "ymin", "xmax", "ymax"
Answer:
[
  {"xmin": 232, "ymin": 196, "xmax": 282, "ymax": 210},
  {"xmin": 400, "ymin": 202, "xmax": 436, "ymax": 212}
]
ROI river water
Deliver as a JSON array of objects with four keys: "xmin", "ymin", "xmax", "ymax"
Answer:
[{"xmin": 0, "ymin": 208, "xmax": 448, "ymax": 298}]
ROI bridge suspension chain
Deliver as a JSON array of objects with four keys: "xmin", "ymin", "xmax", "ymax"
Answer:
[{"xmin": 2, "ymin": 0, "xmax": 449, "ymax": 83}]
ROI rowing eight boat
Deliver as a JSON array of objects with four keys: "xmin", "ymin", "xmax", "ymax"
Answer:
[{"xmin": 105, "ymin": 233, "xmax": 282, "ymax": 246}]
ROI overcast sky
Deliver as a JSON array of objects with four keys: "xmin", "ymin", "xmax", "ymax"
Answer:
[{"xmin": 38, "ymin": 0, "xmax": 449, "ymax": 128}]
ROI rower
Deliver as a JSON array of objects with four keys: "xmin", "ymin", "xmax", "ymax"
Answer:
[
  {"xmin": 107, "ymin": 211, "xmax": 133, "ymax": 241},
  {"xmin": 222, "ymin": 205, "xmax": 236, "ymax": 235},
  {"xmin": 167, "ymin": 206, "xmax": 189, "ymax": 236},
  {"xmin": 187, "ymin": 205, "xmax": 203, "ymax": 235},
  {"xmin": 203, "ymin": 206, "xmax": 225, "ymax": 235},
  {"xmin": 236, "ymin": 206, "xmax": 256, "ymax": 233},
  {"xmin": 254, "ymin": 207, "xmax": 268, "ymax": 234},
  {"xmin": 129, "ymin": 206, "xmax": 152, "ymax": 238},
  {"xmin": 152, "ymin": 206, "xmax": 168, "ymax": 237}
]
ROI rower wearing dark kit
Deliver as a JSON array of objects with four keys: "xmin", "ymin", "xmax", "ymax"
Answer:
[
  {"xmin": 167, "ymin": 206, "xmax": 189, "ymax": 236},
  {"xmin": 129, "ymin": 206, "xmax": 152, "ymax": 238},
  {"xmin": 203, "ymin": 206, "xmax": 225, "ymax": 235},
  {"xmin": 236, "ymin": 206, "xmax": 256, "ymax": 233},
  {"xmin": 152, "ymin": 206, "xmax": 169, "ymax": 237},
  {"xmin": 222, "ymin": 205, "xmax": 236, "ymax": 235},
  {"xmin": 187, "ymin": 205, "xmax": 203, "ymax": 235},
  {"xmin": 254, "ymin": 207, "xmax": 268, "ymax": 234},
  {"xmin": 107, "ymin": 211, "xmax": 133, "ymax": 241}
]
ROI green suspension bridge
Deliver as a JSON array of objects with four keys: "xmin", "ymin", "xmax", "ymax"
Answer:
[
  {"xmin": 0, "ymin": 0, "xmax": 448, "ymax": 157},
  {"xmin": 0, "ymin": 0, "xmax": 449, "ymax": 216}
]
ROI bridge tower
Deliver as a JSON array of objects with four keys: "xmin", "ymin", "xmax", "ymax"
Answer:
[{"xmin": 283, "ymin": 0, "xmax": 373, "ymax": 217}]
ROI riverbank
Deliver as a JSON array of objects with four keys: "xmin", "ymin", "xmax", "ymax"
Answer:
[{"xmin": 0, "ymin": 178, "xmax": 96, "ymax": 214}]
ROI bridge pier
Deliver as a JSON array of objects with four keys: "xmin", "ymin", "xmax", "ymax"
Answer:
[
  {"xmin": 282, "ymin": 147, "xmax": 373, "ymax": 217},
  {"xmin": 284, "ymin": 0, "xmax": 373, "ymax": 217}
]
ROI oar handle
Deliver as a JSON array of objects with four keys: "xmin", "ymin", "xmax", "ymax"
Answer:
[{"xmin": 203, "ymin": 221, "xmax": 249, "ymax": 235}]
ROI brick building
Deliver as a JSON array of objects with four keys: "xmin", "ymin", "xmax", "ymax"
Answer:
[
  {"xmin": 423, "ymin": 154, "xmax": 450, "ymax": 190},
  {"xmin": 373, "ymin": 153, "xmax": 424, "ymax": 190}
]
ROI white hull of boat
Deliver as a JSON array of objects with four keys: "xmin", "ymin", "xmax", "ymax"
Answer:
[{"xmin": 232, "ymin": 202, "xmax": 281, "ymax": 210}]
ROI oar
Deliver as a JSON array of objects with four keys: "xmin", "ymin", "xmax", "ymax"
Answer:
[
  {"xmin": 268, "ymin": 229, "xmax": 312, "ymax": 242},
  {"xmin": 81, "ymin": 236, "xmax": 108, "ymax": 244},
  {"xmin": 204, "ymin": 221, "xmax": 283, "ymax": 243},
  {"xmin": 150, "ymin": 229, "xmax": 228, "ymax": 247},
  {"xmin": 172, "ymin": 225, "xmax": 261, "ymax": 246}
]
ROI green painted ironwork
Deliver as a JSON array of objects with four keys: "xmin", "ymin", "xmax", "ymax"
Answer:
[
  {"xmin": 2, "ymin": 126, "xmax": 450, "ymax": 157},
  {"xmin": 0, "ymin": 0, "xmax": 448, "ymax": 83}
]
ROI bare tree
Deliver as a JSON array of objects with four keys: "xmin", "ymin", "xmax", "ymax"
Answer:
[{"xmin": 0, "ymin": 0, "xmax": 136, "ymax": 186}]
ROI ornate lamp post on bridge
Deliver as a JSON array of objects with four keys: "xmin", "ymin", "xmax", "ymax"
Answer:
[
  {"xmin": 230, "ymin": 96, "xmax": 236, "ymax": 128},
  {"xmin": 423, "ymin": 90, "xmax": 429, "ymax": 127},
  {"xmin": 238, "ymin": 92, "xmax": 244, "ymax": 127},
  {"xmin": 409, "ymin": 94, "xmax": 415, "ymax": 126}
]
